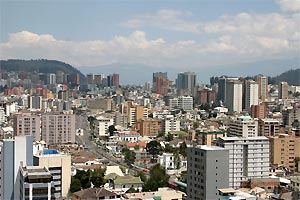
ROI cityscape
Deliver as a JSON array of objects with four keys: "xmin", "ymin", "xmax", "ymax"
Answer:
[{"xmin": 1, "ymin": 1, "xmax": 300, "ymax": 200}]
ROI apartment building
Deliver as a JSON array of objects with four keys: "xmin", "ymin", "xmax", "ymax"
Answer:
[
  {"xmin": 269, "ymin": 134, "xmax": 300, "ymax": 170},
  {"xmin": 97, "ymin": 117, "xmax": 114, "ymax": 136},
  {"xmin": 135, "ymin": 119, "xmax": 159, "ymax": 137},
  {"xmin": 258, "ymin": 118, "xmax": 280, "ymax": 136},
  {"xmin": 197, "ymin": 131, "xmax": 225, "ymax": 145},
  {"xmin": 163, "ymin": 117, "xmax": 180, "ymax": 134},
  {"xmin": 228, "ymin": 115, "xmax": 258, "ymax": 137},
  {"xmin": 187, "ymin": 145, "xmax": 229, "ymax": 200},
  {"xmin": 41, "ymin": 112, "xmax": 76, "ymax": 145},
  {"xmin": 215, "ymin": 136, "xmax": 270, "ymax": 188},
  {"xmin": 13, "ymin": 112, "xmax": 41, "ymax": 141}
]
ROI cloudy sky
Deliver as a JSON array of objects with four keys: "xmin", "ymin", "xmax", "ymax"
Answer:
[{"xmin": 0, "ymin": 0, "xmax": 299, "ymax": 71}]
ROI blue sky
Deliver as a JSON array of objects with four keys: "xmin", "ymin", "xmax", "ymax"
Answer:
[{"xmin": 0, "ymin": 0, "xmax": 299, "ymax": 73}]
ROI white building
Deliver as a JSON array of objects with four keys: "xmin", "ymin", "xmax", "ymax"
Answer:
[
  {"xmin": 169, "ymin": 98, "xmax": 178, "ymax": 109},
  {"xmin": 187, "ymin": 145, "xmax": 229, "ymax": 200},
  {"xmin": 245, "ymin": 80, "xmax": 259, "ymax": 110},
  {"xmin": 225, "ymin": 80, "xmax": 243, "ymax": 113},
  {"xmin": 229, "ymin": 115, "xmax": 258, "ymax": 137},
  {"xmin": 97, "ymin": 117, "xmax": 114, "ymax": 136},
  {"xmin": 164, "ymin": 118, "xmax": 180, "ymax": 133},
  {"xmin": 215, "ymin": 137, "xmax": 270, "ymax": 189},
  {"xmin": 158, "ymin": 153, "xmax": 175, "ymax": 170},
  {"xmin": 178, "ymin": 96, "xmax": 193, "ymax": 111},
  {"xmin": 0, "ymin": 107, "xmax": 5, "ymax": 123}
]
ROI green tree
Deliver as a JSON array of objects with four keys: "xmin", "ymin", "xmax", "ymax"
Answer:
[
  {"xmin": 126, "ymin": 187, "xmax": 137, "ymax": 193},
  {"xmin": 146, "ymin": 141, "xmax": 162, "ymax": 163},
  {"xmin": 108, "ymin": 125, "xmax": 117, "ymax": 136},
  {"xmin": 193, "ymin": 121, "xmax": 199, "ymax": 129},
  {"xmin": 143, "ymin": 164, "xmax": 170, "ymax": 192},
  {"xmin": 135, "ymin": 171, "xmax": 147, "ymax": 182},
  {"xmin": 90, "ymin": 167, "xmax": 106, "ymax": 187},
  {"xmin": 122, "ymin": 148, "xmax": 136, "ymax": 165},
  {"xmin": 166, "ymin": 133, "xmax": 174, "ymax": 141},
  {"xmin": 179, "ymin": 142, "xmax": 187, "ymax": 157},
  {"xmin": 134, "ymin": 145, "xmax": 140, "ymax": 150},
  {"xmin": 74, "ymin": 169, "xmax": 91, "ymax": 189},
  {"xmin": 70, "ymin": 178, "xmax": 82, "ymax": 193},
  {"xmin": 173, "ymin": 150, "xmax": 181, "ymax": 169}
]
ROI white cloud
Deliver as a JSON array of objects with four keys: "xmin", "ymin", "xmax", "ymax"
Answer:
[{"xmin": 276, "ymin": 0, "xmax": 300, "ymax": 12}]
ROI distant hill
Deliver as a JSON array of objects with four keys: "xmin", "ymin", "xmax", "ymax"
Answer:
[
  {"xmin": 0, "ymin": 59, "xmax": 86, "ymax": 83},
  {"xmin": 270, "ymin": 68, "xmax": 300, "ymax": 86}
]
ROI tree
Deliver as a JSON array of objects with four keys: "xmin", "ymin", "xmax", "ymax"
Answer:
[
  {"xmin": 166, "ymin": 133, "xmax": 174, "ymax": 142},
  {"xmin": 70, "ymin": 178, "xmax": 81, "ymax": 193},
  {"xmin": 135, "ymin": 171, "xmax": 147, "ymax": 182},
  {"xmin": 122, "ymin": 148, "xmax": 136, "ymax": 165},
  {"xmin": 108, "ymin": 125, "xmax": 117, "ymax": 136},
  {"xmin": 73, "ymin": 169, "xmax": 91, "ymax": 189},
  {"xmin": 143, "ymin": 164, "xmax": 170, "ymax": 192},
  {"xmin": 173, "ymin": 150, "xmax": 181, "ymax": 169},
  {"xmin": 126, "ymin": 187, "xmax": 137, "ymax": 193},
  {"xmin": 146, "ymin": 141, "xmax": 162, "ymax": 163},
  {"xmin": 179, "ymin": 142, "xmax": 187, "ymax": 157},
  {"xmin": 90, "ymin": 167, "xmax": 106, "ymax": 187},
  {"xmin": 193, "ymin": 121, "xmax": 199, "ymax": 129},
  {"xmin": 134, "ymin": 145, "xmax": 140, "ymax": 150}
]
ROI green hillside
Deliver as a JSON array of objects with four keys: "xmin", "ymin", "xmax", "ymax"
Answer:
[{"xmin": 271, "ymin": 68, "xmax": 300, "ymax": 86}]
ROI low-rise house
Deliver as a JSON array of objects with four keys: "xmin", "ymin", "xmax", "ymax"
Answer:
[
  {"xmin": 72, "ymin": 187, "xmax": 121, "ymax": 200},
  {"xmin": 105, "ymin": 174, "xmax": 143, "ymax": 193},
  {"xmin": 122, "ymin": 187, "xmax": 185, "ymax": 200}
]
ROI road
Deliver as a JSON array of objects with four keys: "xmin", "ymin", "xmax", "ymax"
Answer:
[{"xmin": 76, "ymin": 132, "xmax": 150, "ymax": 176}]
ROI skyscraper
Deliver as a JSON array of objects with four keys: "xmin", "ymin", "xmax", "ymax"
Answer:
[
  {"xmin": 225, "ymin": 80, "xmax": 243, "ymax": 113},
  {"xmin": 279, "ymin": 81, "xmax": 289, "ymax": 99},
  {"xmin": 153, "ymin": 72, "xmax": 169, "ymax": 95},
  {"xmin": 256, "ymin": 75, "xmax": 268, "ymax": 101},
  {"xmin": 176, "ymin": 72, "xmax": 196, "ymax": 95},
  {"xmin": 245, "ymin": 80, "xmax": 259, "ymax": 110}
]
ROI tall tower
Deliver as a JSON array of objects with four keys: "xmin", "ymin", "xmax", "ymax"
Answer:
[
  {"xmin": 256, "ymin": 75, "xmax": 268, "ymax": 101},
  {"xmin": 225, "ymin": 80, "xmax": 243, "ymax": 113},
  {"xmin": 245, "ymin": 80, "xmax": 259, "ymax": 110},
  {"xmin": 279, "ymin": 81, "xmax": 289, "ymax": 99},
  {"xmin": 153, "ymin": 72, "xmax": 169, "ymax": 95},
  {"xmin": 176, "ymin": 72, "xmax": 196, "ymax": 95}
]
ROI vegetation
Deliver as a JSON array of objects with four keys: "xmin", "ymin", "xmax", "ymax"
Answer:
[
  {"xmin": 122, "ymin": 148, "xmax": 136, "ymax": 165},
  {"xmin": 146, "ymin": 140, "xmax": 162, "ymax": 162},
  {"xmin": 108, "ymin": 125, "xmax": 117, "ymax": 136},
  {"xmin": 142, "ymin": 164, "xmax": 170, "ymax": 192},
  {"xmin": 270, "ymin": 68, "xmax": 300, "ymax": 86},
  {"xmin": 135, "ymin": 171, "xmax": 147, "ymax": 182},
  {"xmin": 179, "ymin": 142, "xmax": 187, "ymax": 157}
]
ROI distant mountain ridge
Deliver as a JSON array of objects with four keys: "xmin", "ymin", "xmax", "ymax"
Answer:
[
  {"xmin": 0, "ymin": 59, "xmax": 86, "ymax": 83},
  {"xmin": 271, "ymin": 69, "xmax": 300, "ymax": 86}
]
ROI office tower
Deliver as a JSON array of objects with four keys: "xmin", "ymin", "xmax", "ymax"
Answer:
[
  {"xmin": 250, "ymin": 103, "xmax": 267, "ymax": 119},
  {"xmin": 47, "ymin": 73, "xmax": 56, "ymax": 85},
  {"xmin": 215, "ymin": 136, "xmax": 270, "ymax": 188},
  {"xmin": 176, "ymin": 72, "xmax": 196, "ymax": 95},
  {"xmin": 144, "ymin": 82, "xmax": 151, "ymax": 91},
  {"xmin": 13, "ymin": 112, "xmax": 41, "ymax": 141},
  {"xmin": 56, "ymin": 71, "xmax": 64, "ymax": 84},
  {"xmin": 94, "ymin": 74, "xmax": 104, "ymax": 85},
  {"xmin": 187, "ymin": 145, "xmax": 229, "ymax": 200},
  {"xmin": 279, "ymin": 81, "xmax": 289, "ymax": 99},
  {"xmin": 0, "ymin": 136, "xmax": 33, "ymax": 200},
  {"xmin": 282, "ymin": 107, "xmax": 300, "ymax": 128},
  {"xmin": 228, "ymin": 115, "xmax": 258, "ymax": 137},
  {"xmin": 34, "ymin": 150, "xmax": 71, "ymax": 198},
  {"xmin": 28, "ymin": 95, "xmax": 42, "ymax": 110},
  {"xmin": 225, "ymin": 80, "xmax": 243, "ymax": 113},
  {"xmin": 69, "ymin": 73, "xmax": 80, "ymax": 85},
  {"xmin": 125, "ymin": 103, "xmax": 148, "ymax": 126},
  {"xmin": 217, "ymin": 77, "xmax": 227, "ymax": 104},
  {"xmin": 112, "ymin": 73, "xmax": 119, "ymax": 87},
  {"xmin": 19, "ymin": 166, "xmax": 54, "ymax": 200},
  {"xmin": 41, "ymin": 112, "xmax": 76, "ymax": 145},
  {"xmin": 153, "ymin": 72, "xmax": 169, "ymax": 95},
  {"xmin": 177, "ymin": 96, "xmax": 193, "ymax": 111},
  {"xmin": 58, "ymin": 90, "xmax": 69, "ymax": 101},
  {"xmin": 256, "ymin": 75, "xmax": 268, "ymax": 101},
  {"xmin": 269, "ymin": 134, "xmax": 300, "ymax": 170},
  {"xmin": 258, "ymin": 118, "xmax": 280, "ymax": 136},
  {"xmin": 245, "ymin": 80, "xmax": 259, "ymax": 110},
  {"xmin": 87, "ymin": 73, "xmax": 95, "ymax": 84}
]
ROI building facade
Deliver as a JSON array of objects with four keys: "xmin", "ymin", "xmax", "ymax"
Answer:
[{"xmin": 13, "ymin": 112, "xmax": 41, "ymax": 141}]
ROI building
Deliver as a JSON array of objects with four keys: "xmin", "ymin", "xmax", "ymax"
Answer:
[
  {"xmin": 72, "ymin": 187, "xmax": 121, "ymax": 200},
  {"xmin": 282, "ymin": 107, "xmax": 300, "ymax": 128},
  {"xmin": 225, "ymin": 80, "xmax": 243, "ymax": 113},
  {"xmin": 218, "ymin": 188, "xmax": 256, "ymax": 200},
  {"xmin": 250, "ymin": 103, "xmax": 267, "ymax": 119},
  {"xmin": 47, "ymin": 73, "xmax": 56, "ymax": 85},
  {"xmin": 28, "ymin": 95, "xmax": 42, "ymax": 110},
  {"xmin": 256, "ymin": 75, "xmax": 268, "ymax": 101},
  {"xmin": 19, "ymin": 166, "xmax": 55, "ymax": 200},
  {"xmin": 176, "ymin": 72, "xmax": 196, "ymax": 95},
  {"xmin": 163, "ymin": 117, "xmax": 180, "ymax": 134},
  {"xmin": 87, "ymin": 73, "xmax": 95, "ymax": 84},
  {"xmin": 196, "ymin": 89, "xmax": 215, "ymax": 105},
  {"xmin": 177, "ymin": 96, "xmax": 193, "ymax": 111},
  {"xmin": 125, "ymin": 104, "xmax": 148, "ymax": 126},
  {"xmin": 289, "ymin": 176, "xmax": 300, "ymax": 192},
  {"xmin": 13, "ymin": 112, "xmax": 41, "ymax": 141},
  {"xmin": 197, "ymin": 131, "xmax": 225, "ymax": 145},
  {"xmin": 41, "ymin": 112, "xmax": 76, "ymax": 145},
  {"xmin": 87, "ymin": 97, "xmax": 113, "ymax": 111},
  {"xmin": 97, "ymin": 117, "xmax": 114, "ymax": 136},
  {"xmin": 187, "ymin": 145, "xmax": 229, "ymax": 200},
  {"xmin": 0, "ymin": 136, "xmax": 33, "ymax": 200},
  {"xmin": 258, "ymin": 118, "xmax": 280, "ymax": 136},
  {"xmin": 215, "ymin": 137, "xmax": 270, "ymax": 188},
  {"xmin": 153, "ymin": 72, "xmax": 169, "ymax": 95},
  {"xmin": 34, "ymin": 150, "xmax": 71, "ymax": 198},
  {"xmin": 135, "ymin": 119, "xmax": 159, "ymax": 137},
  {"xmin": 245, "ymin": 80, "xmax": 259, "ymax": 110},
  {"xmin": 279, "ymin": 81, "xmax": 289, "ymax": 100},
  {"xmin": 0, "ymin": 107, "xmax": 5, "ymax": 123},
  {"xmin": 94, "ymin": 74, "xmax": 104, "ymax": 85},
  {"xmin": 228, "ymin": 115, "xmax": 258, "ymax": 137},
  {"xmin": 269, "ymin": 134, "xmax": 300, "ymax": 170}
]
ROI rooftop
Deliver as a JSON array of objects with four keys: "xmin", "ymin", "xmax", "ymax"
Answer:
[{"xmin": 196, "ymin": 145, "xmax": 226, "ymax": 151}]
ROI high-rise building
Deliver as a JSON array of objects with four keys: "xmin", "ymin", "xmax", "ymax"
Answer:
[
  {"xmin": 28, "ymin": 95, "xmax": 42, "ymax": 110},
  {"xmin": 34, "ymin": 150, "xmax": 71, "ymax": 198},
  {"xmin": 47, "ymin": 73, "xmax": 56, "ymax": 85},
  {"xmin": 225, "ymin": 80, "xmax": 243, "ymax": 113},
  {"xmin": 0, "ymin": 136, "xmax": 33, "ymax": 200},
  {"xmin": 94, "ymin": 74, "xmax": 104, "ymax": 85},
  {"xmin": 245, "ymin": 80, "xmax": 259, "ymax": 110},
  {"xmin": 258, "ymin": 118, "xmax": 280, "ymax": 137},
  {"xmin": 228, "ymin": 115, "xmax": 258, "ymax": 137},
  {"xmin": 215, "ymin": 136, "xmax": 270, "ymax": 188},
  {"xmin": 177, "ymin": 96, "xmax": 193, "ymax": 111},
  {"xmin": 135, "ymin": 119, "xmax": 159, "ymax": 136},
  {"xmin": 176, "ymin": 72, "xmax": 196, "ymax": 95},
  {"xmin": 269, "ymin": 134, "xmax": 300, "ymax": 170},
  {"xmin": 163, "ymin": 117, "xmax": 180, "ymax": 134},
  {"xmin": 125, "ymin": 103, "xmax": 148, "ymax": 126},
  {"xmin": 187, "ymin": 145, "xmax": 229, "ymax": 200},
  {"xmin": 256, "ymin": 75, "xmax": 268, "ymax": 101},
  {"xmin": 279, "ymin": 81, "xmax": 289, "ymax": 100},
  {"xmin": 87, "ymin": 73, "xmax": 95, "ymax": 84},
  {"xmin": 41, "ymin": 112, "xmax": 76, "ymax": 145},
  {"xmin": 153, "ymin": 72, "xmax": 169, "ymax": 95},
  {"xmin": 282, "ymin": 107, "xmax": 300, "ymax": 128},
  {"xmin": 97, "ymin": 117, "xmax": 114, "ymax": 136},
  {"xmin": 250, "ymin": 103, "xmax": 267, "ymax": 119},
  {"xmin": 112, "ymin": 73, "xmax": 120, "ymax": 87},
  {"xmin": 13, "ymin": 112, "xmax": 41, "ymax": 141}
]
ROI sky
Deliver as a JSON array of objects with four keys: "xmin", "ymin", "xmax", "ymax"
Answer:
[{"xmin": 0, "ymin": 0, "xmax": 299, "ymax": 80}]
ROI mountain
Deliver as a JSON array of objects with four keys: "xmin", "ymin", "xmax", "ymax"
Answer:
[
  {"xmin": 0, "ymin": 59, "xmax": 86, "ymax": 83},
  {"xmin": 270, "ymin": 69, "xmax": 300, "ymax": 86},
  {"xmin": 78, "ymin": 57, "xmax": 299, "ymax": 84}
]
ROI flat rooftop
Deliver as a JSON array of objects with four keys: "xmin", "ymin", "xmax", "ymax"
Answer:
[{"xmin": 196, "ymin": 145, "xmax": 226, "ymax": 151}]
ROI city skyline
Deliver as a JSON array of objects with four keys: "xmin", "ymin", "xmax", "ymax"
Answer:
[{"xmin": 1, "ymin": 0, "xmax": 299, "ymax": 84}]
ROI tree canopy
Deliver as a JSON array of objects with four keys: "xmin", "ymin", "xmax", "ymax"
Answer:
[{"xmin": 142, "ymin": 164, "xmax": 170, "ymax": 192}]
